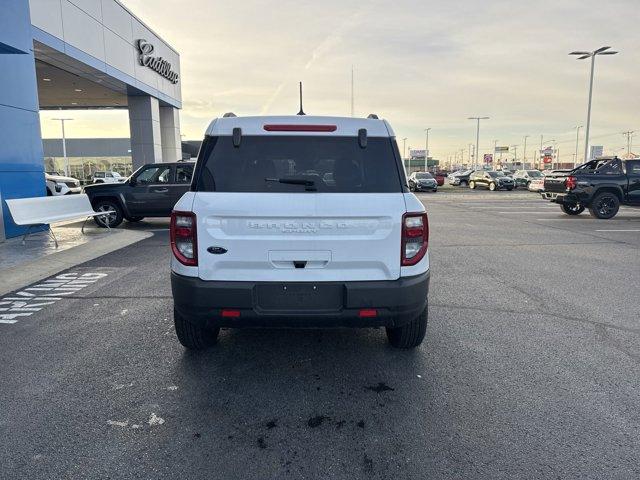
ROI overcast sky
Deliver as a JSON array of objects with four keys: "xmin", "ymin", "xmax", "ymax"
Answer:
[{"xmin": 41, "ymin": 0, "xmax": 640, "ymax": 161}]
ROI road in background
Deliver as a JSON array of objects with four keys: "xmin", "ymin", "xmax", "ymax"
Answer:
[{"xmin": 1, "ymin": 193, "xmax": 638, "ymax": 479}]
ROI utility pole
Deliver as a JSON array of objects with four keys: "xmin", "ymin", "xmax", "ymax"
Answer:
[
  {"xmin": 511, "ymin": 145, "xmax": 518, "ymax": 165},
  {"xmin": 52, "ymin": 118, "xmax": 73, "ymax": 176},
  {"xmin": 468, "ymin": 117, "xmax": 489, "ymax": 170},
  {"xmin": 623, "ymin": 131, "xmax": 634, "ymax": 157},
  {"xmin": 569, "ymin": 46, "xmax": 619, "ymax": 162},
  {"xmin": 424, "ymin": 128, "xmax": 431, "ymax": 171},
  {"xmin": 468, "ymin": 143, "xmax": 473, "ymax": 165},
  {"xmin": 402, "ymin": 137, "xmax": 407, "ymax": 162},
  {"xmin": 523, "ymin": 135, "xmax": 529, "ymax": 168}
]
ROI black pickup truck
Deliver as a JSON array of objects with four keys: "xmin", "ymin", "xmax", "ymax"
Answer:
[{"xmin": 543, "ymin": 157, "xmax": 640, "ymax": 219}]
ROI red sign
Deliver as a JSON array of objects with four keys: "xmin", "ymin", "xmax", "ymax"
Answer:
[{"xmin": 543, "ymin": 155, "xmax": 553, "ymax": 164}]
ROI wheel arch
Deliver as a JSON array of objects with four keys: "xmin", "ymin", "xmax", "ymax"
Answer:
[{"xmin": 593, "ymin": 186, "xmax": 624, "ymax": 202}]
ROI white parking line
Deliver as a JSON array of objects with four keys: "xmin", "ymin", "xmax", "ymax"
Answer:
[
  {"xmin": 0, "ymin": 272, "xmax": 108, "ymax": 324},
  {"xmin": 595, "ymin": 229, "xmax": 640, "ymax": 232}
]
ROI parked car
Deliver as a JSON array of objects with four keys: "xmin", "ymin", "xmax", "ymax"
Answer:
[
  {"xmin": 45, "ymin": 172, "xmax": 81, "ymax": 196},
  {"xmin": 513, "ymin": 169, "xmax": 545, "ymax": 189},
  {"xmin": 84, "ymin": 161, "xmax": 195, "ymax": 227},
  {"xmin": 448, "ymin": 169, "xmax": 474, "ymax": 187},
  {"xmin": 434, "ymin": 172, "xmax": 446, "ymax": 186},
  {"xmin": 528, "ymin": 177, "xmax": 545, "ymax": 192},
  {"xmin": 543, "ymin": 157, "xmax": 640, "ymax": 218},
  {"xmin": 170, "ymin": 114, "xmax": 430, "ymax": 350},
  {"xmin": 469, "ymin": 170, "xmax": 515, "ymax": 191},
  {"xmin": 92, "ymin": 171, "xmax": 125, "ymax": 184},
  {"xmin": 408, "ymin": 171, "xmax": 438, "ymax": 192}
]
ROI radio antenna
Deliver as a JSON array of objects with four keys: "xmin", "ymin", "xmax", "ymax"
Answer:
[{"xmin": 297, "ymin": 81, "xmax": 305, "ymax": 115}]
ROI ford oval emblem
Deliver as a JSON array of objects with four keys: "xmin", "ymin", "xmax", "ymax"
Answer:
[{"xmin": 207, "ymin": 246, "xmax": 228, "ymax": 255}]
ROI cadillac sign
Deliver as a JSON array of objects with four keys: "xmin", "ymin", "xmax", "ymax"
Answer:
[{"xmin": 136, "ymin": 39, "xmax": 179, "ymax": 84}]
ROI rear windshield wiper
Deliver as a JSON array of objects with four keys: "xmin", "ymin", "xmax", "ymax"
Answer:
[{"xmin": 265, "ymin": 177, "xmax": 316, "ymax": 191}]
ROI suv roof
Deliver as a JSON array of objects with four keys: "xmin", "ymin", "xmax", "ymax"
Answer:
[{"xmin": 205, "ymin": 115, "xmax": 395, "ymax": 137}]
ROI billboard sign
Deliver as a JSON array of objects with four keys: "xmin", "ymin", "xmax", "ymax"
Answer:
[
  {"xmin": 495, "ymin": 146, "xmax": 509, "ymax": 153},
  {"xmin": 484, "ymin": 154, "xmax": 493, "ymax": 163},
  {"xmin": 541, "ymin": 147, "xmax": 554, "ymax": 157},
  {"xmin": 409, "ymin": 149, "xmax": 427, "ymax": 160}
]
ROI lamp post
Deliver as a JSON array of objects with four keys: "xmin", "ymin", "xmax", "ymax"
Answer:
[
  {"xmin": 523, "ymin": 135, "xmax": 529, "ymax": 168},
  {"xmin": 574, "ymin": 126, "xmax": 583, "ymax": 168},
  {"xmin": 52, "ymin": 118, "xmax": 74, "ymax": 176},
  {"xmin": 468, "ymin": 117, "xmax": 489, "ymax": 170},
  {"xmin": 424, "ymin": 128, "xmax": 431, "ymax": 171},
  {"xmin": 569, "ymin": 46, "xmax": 618, "ymax": 162}
]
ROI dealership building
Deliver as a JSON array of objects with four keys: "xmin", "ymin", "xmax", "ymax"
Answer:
[{"xmin": 0, "ymin": 0, "xmax": 182, "ymax": 240}]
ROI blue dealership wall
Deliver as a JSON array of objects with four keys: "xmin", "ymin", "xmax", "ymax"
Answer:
[{"xmin": 0, "ymin": 0, "xmax": 46, "ymax": 238}]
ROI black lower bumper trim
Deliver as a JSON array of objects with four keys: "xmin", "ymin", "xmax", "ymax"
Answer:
[{"xmin": 171, "ymin": 271, "xmax": 430, "ymax": 328}]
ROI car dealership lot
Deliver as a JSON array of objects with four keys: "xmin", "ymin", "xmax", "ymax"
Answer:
[{"xmin": 1, "ymin": 193, "xmax": 639, "ymax": 480}]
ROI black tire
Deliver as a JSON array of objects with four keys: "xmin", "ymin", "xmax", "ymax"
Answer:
[
  {"xmin": 126, "ymin": 216, "xmax": 144, "ymax": 222},
  {"xmin": 589, "ymin": 192, "xmax": 620, "ymax": 219},
  {"xmin": 46, "ymin": 188, "xmax": 53, "ymax": 196},
  {"xmin": 432, "ymin": 188, "xmax": 437, "ymax": 193},
  {"xmin": 506, "ymin": 187, "xmax": 513, "ymax": 191},
  {"xmin": 460, "ymin": 180, "xmax": 468, "ymax": 187},
  {"xmin": 93, "ymin": 199, "xmax": 124, "ymax": 228},
  {"xmin": 174, "ymin": 307, "xmax": 219, "ymax": 350},
  {"xmin": 386, "ymin": 306, "xmax": 428, "ymax": 349},
  {"xmin": 561, "ymin": 203, "xmax": 585, "ymax": 215}
]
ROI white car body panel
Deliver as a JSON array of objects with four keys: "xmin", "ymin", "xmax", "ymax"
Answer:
[
  {"xmin": 206, "ymin": 115, "xmax": 395, "ymax": 138},
  {"xmin": 191, "ymin": 192, "xmax": 405, "ymax": 282}
]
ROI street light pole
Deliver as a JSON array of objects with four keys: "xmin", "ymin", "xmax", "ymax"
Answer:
[
  {"xmin": 424, "ymin": 128, "xmax": 431, "ymax": 171},
  {"xmin": 523, "ymin": 135, "xmax": 529, "ymax": 168},
  {"xmin": 468, "ymin": 116, "xmax": 489, "ymax": 170},
  {"xmin": 570, "ymin": 46, "xmax": 618, "ymax": 162},
  {"xmin": 574, "ymin": 126, "xmax": 583, "ymax": 168},
  {"xmin": 52, "ymin": 118, "xmax": 73, "ymax": 176}
]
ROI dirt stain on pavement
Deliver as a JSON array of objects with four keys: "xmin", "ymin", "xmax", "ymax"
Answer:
[
  {"xmin": 307, "ymin": 415, "xmax": 329, "ymax": 428},
  {"xmin": 365, "ymin": 382, "xmax": 395, "ymax": 393}
]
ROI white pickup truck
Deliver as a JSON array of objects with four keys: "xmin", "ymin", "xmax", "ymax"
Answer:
[{"xmin": 170, "ymin": 114, "xmax": 431, "ymax": 350}]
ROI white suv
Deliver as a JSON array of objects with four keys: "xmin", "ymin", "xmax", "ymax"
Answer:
[
  {"xmin": 170, "ymin": 115, "xmax": 430, "ymax": 349},
  {"xmin": 93, "ymin": 171, "xmax": 124, "ymax": 184}
]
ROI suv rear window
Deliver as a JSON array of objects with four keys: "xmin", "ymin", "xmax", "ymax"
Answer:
[{"xmin": 194, "ymin": 135, "xmax": 402, "ymax": 193}]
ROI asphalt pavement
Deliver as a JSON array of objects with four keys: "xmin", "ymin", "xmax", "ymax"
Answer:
[{"xmin": 1, "ymin": 190, "xmax": 639, "ymax": 479}]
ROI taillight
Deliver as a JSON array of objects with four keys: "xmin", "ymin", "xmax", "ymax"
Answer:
[
  {"xmin": 565, "ymin": 176, "xmax": 577, "ymax": 190},
  {"xmin": 401, "ymin": 212, "xmax": 429, "ymax": 266},
  {"xmin": 170, "ymin": 211, "xmax": 197, "ymax": 266}
]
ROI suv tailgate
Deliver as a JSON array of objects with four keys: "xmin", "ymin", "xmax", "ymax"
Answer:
[{"xmin": 193, "ymin": 192, "xmax": 404, "ymax": 282}]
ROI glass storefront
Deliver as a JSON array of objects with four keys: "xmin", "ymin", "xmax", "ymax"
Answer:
[{"xmin": 43, "ymin": 156, "xmax": 133, "ymax": 184}]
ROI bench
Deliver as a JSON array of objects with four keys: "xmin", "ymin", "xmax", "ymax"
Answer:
[{"xmin": 4, "ymin": 194, "xmax": 115, "ymax": 248}]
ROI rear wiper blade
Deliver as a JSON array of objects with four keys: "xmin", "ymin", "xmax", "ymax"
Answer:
[{"xmin": 265, "ymin": 177, "xmax": 316, "ymax": 190}]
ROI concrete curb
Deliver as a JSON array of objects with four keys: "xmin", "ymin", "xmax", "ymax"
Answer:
[{"xmin": 0, "ymin": 230, "xmax": 153, "ymax": 296}]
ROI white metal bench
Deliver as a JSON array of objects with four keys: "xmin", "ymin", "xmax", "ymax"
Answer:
[{"xmin": 4, "ymin": 194, "xmax": 115, "ymax": 248}]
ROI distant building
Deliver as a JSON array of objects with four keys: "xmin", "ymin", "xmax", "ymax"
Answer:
[{"xmin": 42, "ymin": 138, "xmax": 201, "ymax": 183}]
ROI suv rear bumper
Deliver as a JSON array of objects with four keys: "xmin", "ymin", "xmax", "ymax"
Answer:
[{"xmin": 171, "ymin": 271, "xmax": 430, "ymax": 329}]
